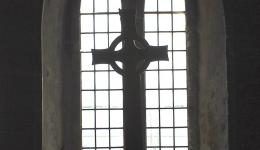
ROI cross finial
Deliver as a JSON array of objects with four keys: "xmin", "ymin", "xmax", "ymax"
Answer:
[{"xmin": 119, "ymin": 9, "xmax": 137, "ymax": 37}]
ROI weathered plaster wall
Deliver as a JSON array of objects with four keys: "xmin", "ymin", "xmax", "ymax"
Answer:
[
  {"xmin": 197, "ymin": 0, "xmax": 228, "ymax": 149},
  {"xmin": 42, "ymin": 0, "xmax": 81, "ymax": 150}
]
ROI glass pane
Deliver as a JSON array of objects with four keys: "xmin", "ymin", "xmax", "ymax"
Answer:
[
  {"xmin": 174, "ymin": 90, "xmax": 187, "ymax": 108},
  {"xmin": 173, "ymin": 14, "xmax": 186, "ymax": 31},
  {"xmin": 110, "ymin": 90, "xmax": 123, "ymax": 108},
  {"xmin": 173, "ymin": 51, "xmax": 186, "ymax": 69},
  {"xmin": 81, "ymin": 34, "xmax": 94, "ymax": 52},
  {"xmin": 145, "ymin": 33, "xmax": 158, "ymax": 46},
  {"xmin": 158, "ymin": 0, "xmax": 171, "ymax": 11},
  {"xmin": 175, "ymin": 128, "xmax": 188, "ymax": 146},
  {"xmin": 110, "ymin": 129, "xmax": 124, "ymax": 147},
  {"xmin": 146, "ymin": 109, "xmax": 159, "ymax": 127},
  {"xmin": 110, "ymin": 110, "xmax": 123, "ymax": 127},
  {"xmin": 82, "ymin": 110, "xmax": 95, "ymax": 128},
  {"xmin": 110, "ymin": 71, "xmax": 123, "ymax": 89},
  {"xmin": 173, "ymin": 33, "xmax": 186, "ymax": 50},
  {"xmin": 174, "ymin": 109, "xmax": 187, "ymax": 126},
  {"xmin": 81, "ymin": 15, "xmax": 93, "ymax": 32},
  {"xmin": 109, "ymin": 14, "xmax": 121, "ymax": 32},
  {"xmin": 145, "ymin": 0, "xmax": 157, "ymax": 11},
  {"xmin": 95, "ymin": 15, "xmax": 108, "ymax": 32},
  {"xmin": 145, "ymin": 14, "xmax": 157, "ymax": 31},
  {"xmin": 95, "ymin": 0, "xmax": 107, "ymax": 12},
  {"xmin": 174, "ymin": 71, "xmax": 187, "ymax": 88},
  {"xmin": 96, "ymin": 72, "xmax": 108, "ymax": 89},
  {"xmin": 109, "ymin": 33, "xmax": 121, "ymax": 45},
  {"xmin": 147, "ymin": 61, "xmax": 158, "ymax": 70},
  {"xmin": 148, "ymin": 148, "xmax": 160, "ymax": 150},
  {"xmin": 115, "ymin": 61, "xmax": 123, "ymax": 69},
  {"xmin": 147, "ymin": 129, "xmax": 160, "ymax": 146},
  {"xmin": 81, "ymin": 0, "xmax": 93, "ymax": 13},
  {"xmin": 146, "ymin": 71, "xmax": 158, "ymax": 89},
  {"xmin": 95, "ymin": 34, "xmax": 108, "ymax": 49},
  {"xmin": 146, "ymin": 90, "xmax": 159, "ymax": 108},
  {"xmin": 81, "ymin": 53, "xmax": 94, "ymax": 70},
  {"xmin": 109, "ymin": 0, "xmax": 121, "ymax": 12},
  {"xmin": 159, "ymin": 14, "xmax": 172, "ymax": 31},
  {"xmin": 161, "ymin": 129, "xmax": 174, "ymax": 146},
  {"xmin": 161, "ymin": 148, "xmax": 174, "ymax": 150},
  {"xmin": 159, "ymin": 32, "xmax": 172, "ymax": 50},
  {"xmin": 96, "ymin": 110, "xmax": 109, "ymax": 128},
  {"xmin": 96, "ymin": 64, "xmax": 109, "ymax": 71},
  {"xmin": 159, "ymin": 51, "xmax": 172, "ymax": 69},
  {"xmin": 160, "ymin": 109, "xmax": 173, "ymax": 127},
  {"xmin": 173, "ymin": 0, "xmax": 186, "ymax": 11},
  {"xmin": 175, "ymin": 148, "xmax": 188, "ymax": 150},
  {"xmin": 96, "ymin": 91, "xmax": 108, "ymax": 108},
  {"xmin": 160, "ymin": 71, "xmax": 173, "ymax": 88},
  {"xmin": 81, "ymin": 72, "xmax": 94, "ymax": 89},
  {"xmin": 115, "ymin": 43, "xmax": 123, "ymax": 51},
  {"xmin": 96, "ymin": 129, "xmax": 109, "ymax": 147},
  {"xmin": 160, "ymin": 90, "xmax": 173, "ymax": 108},
  {"xmin": 82, "ymin": 91, "xmax": 94, "ymax": 109},
  {"xmin": 82, "ymin": 130, "xmax": 95, "ymax": 147}
]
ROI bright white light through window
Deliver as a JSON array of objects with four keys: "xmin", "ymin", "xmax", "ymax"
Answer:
[
  {"xmin": 81, "ymin": 0, "xmax": 188, "ymax": 149},
  {"xmin": 145, "ymin": 0, "xmax": 188, "ymax": 149}
]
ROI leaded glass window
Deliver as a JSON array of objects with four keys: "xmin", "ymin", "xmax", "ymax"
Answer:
[{"xmin": 80, "ymin": 0, "xmax": 187, "ymax": 149}]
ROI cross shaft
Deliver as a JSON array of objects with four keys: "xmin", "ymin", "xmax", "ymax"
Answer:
[{"xmin": 92, "ymin": 9, "xmax": 168, "ymax": 150}]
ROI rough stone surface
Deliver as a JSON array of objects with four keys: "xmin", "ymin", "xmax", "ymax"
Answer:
[
  {"xmin": 42, "ymin": 0, "xmax": 65, "ymax": 149},
  {"xmin": 42, "ymin": 0, "xmax": 81, "ymax": 150},
  {"xmin": 197, "ymin": 0, "xmax": 228, "ymax": 150}
]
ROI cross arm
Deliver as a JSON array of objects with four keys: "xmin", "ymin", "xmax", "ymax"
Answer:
[
  {"xmin": 92, "ymin": 48, "xmax": 125, "ymax": 75},
  {"xmin": 92, "ymin": 48, "xmax": 121, "ymax": 65},
  {"xmin": 134, "ymin": 45, "xmax": 169, "ymax": 73},
  {"xmin": 145, "ymin": 45, "xmax": 169, "ymax": 62}
]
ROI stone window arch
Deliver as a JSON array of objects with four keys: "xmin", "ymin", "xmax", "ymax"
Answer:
[{"xmin": 42, "ymin": 0, "xmax": 228, "ymax": 150}]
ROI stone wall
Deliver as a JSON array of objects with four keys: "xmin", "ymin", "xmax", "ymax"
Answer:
[
  {"xmin": 197, "ymin": 0, "xmax": 228, "ymax": 150},
  {"xmin": 1, "ymin": 0, "xmax": 260, "ymax": 150},
  {"xmin": 42, "ymin": 0, "xmax": 81, "ymax": 150}
]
